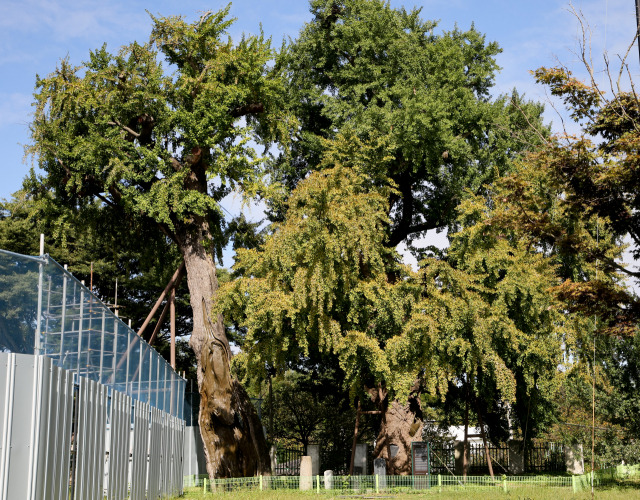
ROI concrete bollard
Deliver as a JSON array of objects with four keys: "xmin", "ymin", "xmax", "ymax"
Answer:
[
  {"xmin": 324, "ymin": 470, "xmax": 334, "ymax": 490},
  {"xmin": 300, "ymin": 456, "xmax": 313, "ymax": 490}
]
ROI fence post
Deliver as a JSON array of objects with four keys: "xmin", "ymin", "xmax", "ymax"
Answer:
[
  {"xmin": 375, "ymin": 474, "xmax": 379, "ymax": 494},
  {"xmin": 502, "ymin": 475, "xmax": 507, "ymax": 493},
  {"xmin": 572, "ymin": 475, "xmax": 577, "ymax": 493},
  {"xmin": 438, "ymin": 474, "xmax": 441, "ymax": 492},
  {"xmin": 203, "ymin": 478, "xmax": 207, "ymax": 494},
  {"xmin": 316, "ymin": 475, "xmax": 320, "ymax": 493},
  {"xmin": 260, "ymin": 474, "xmax": 263, "ymax": 491}
]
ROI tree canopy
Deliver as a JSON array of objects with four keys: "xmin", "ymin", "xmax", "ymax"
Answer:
[{"xmin": 273, "ymin": 0, "xmax": 547, "ymax": 248}]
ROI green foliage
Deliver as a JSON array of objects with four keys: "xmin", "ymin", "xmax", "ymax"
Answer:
[
  {"xmin": 26, "ymin": 8, "xmax": 288, "ymax": 262},
  {"xmin": 220, "ymin": 134, "xmax": 408, "ymax": 391},
  {"xmin": 495, "ymin": 62, "xmax": 640, "ymax": 458},
  {"xmin": 264, "ymin": 369, "xmax": 361, "ymax": 453},
  {"xmin": 275, "ymin": 0, "xmax": 547, "ymax": 248},
  {"xmin": 219, "ymin": 133, "xmax": 564, "ymax": 442}
]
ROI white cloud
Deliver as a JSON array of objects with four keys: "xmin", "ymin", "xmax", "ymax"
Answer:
[
  {"xmin": 0, "ymin": 0, "xmax": 148, "ymax": 42},
  {"xmin": 0, "ymin": 93, "xmax": 32, "ymax": 129}
]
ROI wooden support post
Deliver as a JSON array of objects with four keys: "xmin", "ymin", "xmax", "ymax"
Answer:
[
  {"xmin": 148, "ymin": 269, "xmax": 184, "ymax": 347},
  {"xmin": 148, "ymin": 300, "xmax": 170, "ymax": 346},
  {"xmin": 137, "ymin": 261, "xmax": 184, "ymax": 338},
  {"xmin": 477, "ymin": 401, "xmax": 494, "ymax": 479}
]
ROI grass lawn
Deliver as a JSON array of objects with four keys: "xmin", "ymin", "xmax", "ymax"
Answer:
[{"xmin": 174, "ymin": 480, "xmax": 640, "ymax": 499}]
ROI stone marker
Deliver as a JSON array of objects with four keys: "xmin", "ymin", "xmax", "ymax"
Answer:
[
  {"xmin": 307, "ymin": 444, "xmax": 321, "ymax": 476},
  {"xmin": 374, "ymin": 458, "xmax": 387, "ymax": 489},
  {"xmin": 300, "ymin": 456, "xmax": 313, "ymax": 490},
  {"xmin": 508, "ymin": 441, "xmax": 524, "ymax": 474},
  {"xmin": 324, "ymin": 470, "xmax": 334, "ymax": 490},
  {"xmin": 354, "ymin": 443, "xmax": 368, "ymax": 474},
  {"xmin": 565, "ymin": 444, "xmax": 584, "ymax": 475},
  {"xmin": 453, "ymin": 441, "xmax": 464, "ymax": 475}
]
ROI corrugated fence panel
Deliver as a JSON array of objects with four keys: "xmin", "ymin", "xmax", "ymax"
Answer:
[
  {"xmin": 40, "ymin": 363, "xmax": 74, "ymax": 500},
  {"xmin": 0, "ymin": 354, "xmax": 185, "ymax": 500},
  {"xmin": 107, "ymin": 390, "xmax": 132, "ymax": 500},
  {"xmin": 0, "ymin": 354, "xmax": 45, "ymax": 500},
  {"xmin": 74, "ymin": 377, "xmax": 108, "ymax": 500},
  {"xmin": 147, "ymin": 407, "xmax": 162, "ymax": 500},
  {"xmin": 160, "ymin": 412, "xmax": 170, "ymax": 496},
  {"xmin": 183, "ymin": 425, "xmax": 207, "ymax": 477},
  {"xmin": 0, "ymin": 354, "xmax": 74, "ymax": 500},
  {"xmin": 30, "ymin": 356, "xmax": 49, "ymax": 500},
  {"xmin": 130, "ymin": 400, "xmax": 150, "ymax": 500},
  {"xmin": 0, "ymin": 352, "xmax": 16, "ymax": 500},
  {"xmin": 171, "ymin": 417, "xmax": 185, "ymax": 496}
]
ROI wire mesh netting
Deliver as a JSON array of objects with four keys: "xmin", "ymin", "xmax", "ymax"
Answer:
[{"xmin": 0, "ymin": 249, "xmax": 185, "ymax": 417}]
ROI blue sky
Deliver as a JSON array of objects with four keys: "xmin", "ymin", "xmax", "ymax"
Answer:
[{"xmin": 0, "ymin": 0, "xmax": 636, "ymax": 224}]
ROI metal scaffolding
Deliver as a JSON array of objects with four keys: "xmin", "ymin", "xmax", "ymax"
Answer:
[{"xmin": 0, "ymin": 248, "xmax": 184, "ymax": 418}]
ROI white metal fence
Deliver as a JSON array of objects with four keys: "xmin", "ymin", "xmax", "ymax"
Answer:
[{"xmin": 0, "ymin": 352, "xmax": 184, "ymax": 500}]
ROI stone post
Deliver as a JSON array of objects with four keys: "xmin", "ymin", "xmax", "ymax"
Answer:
[
  {"xmin": 324, "ymin": 470, "xmax": 333, "ymax": 490},
  {"xmin": 374, "ymin": 458, "xmax": 387, "ymax": 489},
  {"xmin": 565, "ymin": 444, "xmax": 584, "ymax": 475},
  {"xmin": 300, "ymin": 456, "xmax": 313, "ymax": 490},
  {"xmin": 270, "ymin": 445, "xmax": 277, "ymax": 474},
  {"xmin": 508, "ymin": 441, "xmax": 524, "ymax": 474},
  {"xmin": 453, "ymin": 441, "xmax": 465, "ymax": 475},
  {"xmin": 307, "ymin": 444, "xmax": 321, "ymax": 476},
  {"xmin": 354, "ymin": 443, "xmax": 368, "ymax": 475}
]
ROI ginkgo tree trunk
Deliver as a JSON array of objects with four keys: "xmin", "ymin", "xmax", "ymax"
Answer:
[{"xmin": 27, "ymin": 8, "xmax": 288, "ymax": 478}]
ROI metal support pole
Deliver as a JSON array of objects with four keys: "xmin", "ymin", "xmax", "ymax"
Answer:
[
  {"xmin": 111, "ymin": 321, "xmax": 118, "ymax": 385},
  {"xmin": 35, "ymin": 234, "xmax": 45, "ymax": 354},
  {"xmin": 44, "ymin": 276, "xmax": 51, "ymax": 353},
  {"xmin": 170, "ymin": 286, "xmax": 176, "ymax": 369},
  {"xmin": 77, "ymin": 288, "xmax": 84, "ymax": 377},
  {"xmin": 148, "ymin": 349, "xmax": 154, "ymax": 405},
  {"xmin": 99, "ymin": 310, "xmax": 106, "ymax": 382},
  {"xmin": 138, "ymin": 342, "xmax": 143, "ymax": 400},
  {"xmin": 61, "ymin": 265, "xmax": 67, "ymax": 362},
  {"xmin": 125, "ymin": 331, "xmax": 130, "ymax": 393},
  {"xmin": 156, "ymin": 357, "xmax": 161, "ymax": 410},
  {"xmin": 163, "ymin": 362, "xmax": 168, "ymax": 412}
]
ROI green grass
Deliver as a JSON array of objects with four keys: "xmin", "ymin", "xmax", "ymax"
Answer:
[{"xmin": 173, "ymin": 480, "xmax": 640, "ymax": 500}]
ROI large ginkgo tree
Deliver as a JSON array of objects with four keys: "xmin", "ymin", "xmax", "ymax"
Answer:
[{"xmin": 26, "ymin": 8, "xmax": 289, "ymax": 478}]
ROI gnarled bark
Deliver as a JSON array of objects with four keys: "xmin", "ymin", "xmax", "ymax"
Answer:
[
  {"xmin": 180, "ymin": 225, "xmax": 270, "ymax": 478},
  {"xmin": 370, "ymin": 384, "xmax": 424, "ymax": 475}
]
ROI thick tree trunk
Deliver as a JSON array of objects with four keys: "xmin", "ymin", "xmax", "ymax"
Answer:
[
  {"xmin": 370, "ymin": 385, "xmax": 423, "ymax": 475},
  {"xmin": 180, "ymin": 228, "xmax": 270, "ymax": 478}
]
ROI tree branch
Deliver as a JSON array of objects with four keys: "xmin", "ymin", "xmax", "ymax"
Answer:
[
  {"xmin": 94, "ymin": 192, "xmax": 116, "ymax": 207},
  {"xmin": 107, "ymin": 120, "xmax": 140, "ymax": 138},
  {"xmin": 230, "ymin": 103, "xmax": 264, "ymax": 117}
]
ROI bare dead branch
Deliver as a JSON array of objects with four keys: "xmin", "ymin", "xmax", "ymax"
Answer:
[{"xmin": 510, "ymin": 96, "xmax": 552, "ymax": 147}]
